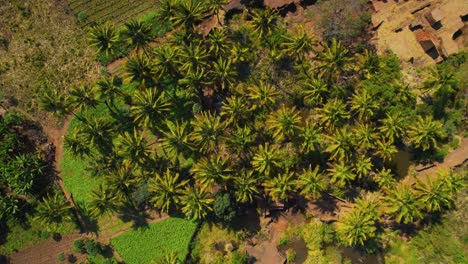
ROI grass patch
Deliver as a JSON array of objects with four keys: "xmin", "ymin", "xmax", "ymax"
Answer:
[{"xmin": 111, "ymin": 218, "xmax": 198, "ymax": 264}]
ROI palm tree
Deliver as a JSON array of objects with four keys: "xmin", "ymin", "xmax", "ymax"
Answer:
[
  {"xmin": 295, "ymin": 165, "xmax": 326, "ymax": 200},
  {"xmin": 64, "ymin": 130, "xmax": 91, "ymax": 158},
  {"xmin": 317, "ymin": 98, "xmax": 350, "ymax": 130},
  {"xmin": 325, "ymin": 126, "xmax": 355, "ymax": 162},
  {"xmin": 178, "ymin": 68, "xmax": 210, "ymax": 93},
  {"xmin": 130, "ymin": 88, "xmax": 172, "ymax": 130},
  {"xmin": 352, "ymin": 122, "xmax": 376, "ymax": 150},
  {"xmin": 154, "ymin": 250, "xmax": 182, "ymax": 264},
  {"xmin": 384, "ymin": 183, "xmax": 423, "ymax": 224},
  {"xmin": 206, "ymin": 0, "xmax": 228, "ymax": 24},
  {"xmin": 246, "ymin": 81, "xmax": 279, "ymax": 112},
  {"xmin": 437, "ymin": 169, "xmax": 464, "ymax": 195},
  {"xmin": 207, "ymin": 27, "xmax": 230, "ymax": 57},
  {"xmin": 317, "ymin": 38, "xmax": 352, "ymax": 82},
  {"xmin": 353, "ymin": 156, "xmax": 372, "ymax": 179},
  {"xmin": 349, "ymin": 88, "xmax": 378, "ymax": 121},
  {"xmin": 153, "ymin": 45, "xmax": 179, "ymax": 79},
  {"xmin": 234, "ymin": 170, "xmax": 259, "ymax": 204},
  {"xmin": 177, "ymin": 41, "xmax": 209, "ymax": 75},
  {"xmin": 105, "ymin": 161, "xmax": 139, "ymax": 204},
  {"xmin": 354, "ymin": 49, "xmax": 379, "ymax": 79},
  {"xmin": 34, "ymin": 193, "xmax": 71, "ymax": 230},
  {"xmin": 378, "ymin": 112, "xmax": 408, "ymax": 142},
  {"xmin": 336, "ymin": 202, "xmax": 378, "ymax": 247},
  {"xmin": 266, "ymin": 104, "xmax": 302, "ymax": 142},
  {"xmin": 190, "ymin": 111, "xmax": 227, "ymax": 153},
  {"xmin": 67, "ymin": 85, "xmax": 100, "ymax": 112},
  {"xmin": 264, "ymin": 172, "xmax": 295, "ymax": 202},
  {"xmin": 121, "ymin": 20, "xmax": 153, "ymax": 56},
  {"xmin": 408, "ymin": 116, "xmax": 444, "ymax": 151},
  {"xmin": 374, "ymin": 168, "xmax": 396, "ymax": 189},
  {"xmin": 221, "ymin": 95, "xmax": 251, "ymax": 125},
  {"xmin": 181, "ymin": 186, "xmax": 214, "ymax": 220},
  {"xmin": 159, "ymin": 120, "xmax": 193, "ymax": 163},
  {"xmin": 80, "ymin": 116, "xmax": 115, "ymax": 152},
  {"xmin": 171, "ymin": 0, "xmax": 206, "ymax": 31},
  {"xmin": 414, "ymin": 175, "xmax": 454, "ymax": 212},
  {"xmin": 282, "ymin": 27, "xmax": 316, "ymax": 60},
  {"xmin": 96, "ymin": 76, "xmax": 125, "ymax": 115},
  {"xmin": 38, "ymin": 89, "xmax": 69, "ymax": 119},
  {"xmin": 374, "ymin": 138, "xmax": 397, "ymax": 162},
  {"xmin": 251, "ymin": 143, "xmax": 280, "ymax": 178},
  {"xmin": 116, "ymin": 128, "xmax": 153, "ymax": 166},
  {"xmin": 298, "ymin": 120, "xmax": 322, "ymax": 154},
  {"xmin": 191, "ymin": 156, "xmax": 232, "ymax": 190},
  {"xmin": 89, "ymin": 184, "xmax": 121, "ymax": 218},
  {"xmin": 148, "ymin": 169, "xmax": 188, "ymax": 214},
  {"xmin": 225, "ymin": 125, "xmax": 255, "ymax": 159},
  {"xmin": 125, "ymin": 54, "xmax": 155, "ymax": 87},
  {"xmin": 302, "ymin": 76, "xmax": 329, "ymax": 106},
  {"xmin": 249, "ymin": 8, "xmax": 278, "ymax": 38},
  {"xmin": 88, "ymin": 23, "xmax": 121, "ymax": 56},
  {"xmin": 211, "ymin": 57, "xmax": 237, "ymax": 91},
  {"xmin": 327, "ymin": 162, "xmax": 355, "ymax": 187},
  {"xmin": 423, "ymin": 67, "xmax": 458, "ymax": 97},
  {"xmin": 155, "ymin": 0, "xmax": 178, "ymax": 25}
]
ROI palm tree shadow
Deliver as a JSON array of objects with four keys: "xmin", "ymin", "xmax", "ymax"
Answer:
[
  {"xmin": 74, "ymin": 201, "xmax": 99, "ymax": 235},
  {"xmin": 312, "ymin": 195, "xmax": 338, "ymax": 214},
  {"xmin": 118, "ymin": 207, "xmax": 153, "ymax": 230},
  {"xmin": 290, "ymin": 197, "xmax": 309, "ymax": 215}
]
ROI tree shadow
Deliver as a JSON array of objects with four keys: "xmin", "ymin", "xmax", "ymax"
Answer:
[
  {"xmin": 312, "ymin": 195, "xmax": 338, "ymax": 214},
  {"xmin": 118, "ymin": 207, "xmax": 153, "ymax": 230},
  {"xmin": 74, "ymin": 201, "xmax": 99, "ymax": 235},
  {"xmin": 229, "ymin": 206, "xmax": 261, "ymax": 235}
]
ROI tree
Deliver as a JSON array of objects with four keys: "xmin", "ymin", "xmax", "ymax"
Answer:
[
  {"xmin": 378, "ymin": 112, "xmax": 408, "ymax": 142},
  {"xmin": 354, "ymin": 49, "xmax": 379, "ymax": 79},
  {"xmin": 125, "ymin": 54, "xmax": 155, "ymax": 87},
  {"xmin": 266, "ymin": 104, "xmax": 302, "ymax": 142},
  {"xmin": 249, "ymin": 8, "xmax": 278, "ymax": 39},
  {"xmin": 211, "ymin": 57, "xmax": 237, "ymax": 91},
  {"xmin": 171, "ymin": 0, "xmax": 206, "ymax": 31},
  {"xmin": 38, "ymin": 89, "xmax": 69, "ymax": 119},
  {"xmin": 159, "ymin": 120, "xmax": 193, "ymax": 163},
  {"xmin": 153, "ymin": 45, "xmax": 179, "ymax": 79},
  {"xmin": 316, "ymin": 38, "xmax": 352, "ymax": 82},
  {"xmin": 96, "ymin": 76, "xmax": 125, "ymax": 115},
  {"xmin": 298, "ymin": 121, "xmax": 322, "ymax": 154},
  {"xmin": 408, "ymin": 116, "xmax": 444, "ymax": 151},
  {"xmin": 67, "ymin": 85, "xmax": 100, "ymax": 112},
  {"xmin": 181, "ymin": 186, "xmax": 213, "ymax": 220},
  {"xmin": 325, "ymin": 126, "xmax": 355, "ymax": 162},
  {"xmin": 349, "ymin": 88, "xmax": 378, "ymax": 121},
  {"xmin": 221, "ymin": 95, "xmax": 251, "ymax": 125},
  {"xmin": 353, "ymin": 156, "xmax": 372, "ymax": 179},
  {"xmin": 105, "ymin": 161, "xmax": 139, "ymax": 204},
  {"xmin": 327, "ymin": 162, "xmax": 355, "ymax": 187},
  {"xmin": 130, "ymin": 88, "xmax": 172, "ymax": 130},
  {"xmin": 295, "ymin": 165, "xmax": 326, "ymax": 200},
  {"xmin": 190, "ymin": 111, "xmax": 227, "ymax": 153},
  {"xmin": 414, "ymin": 175, "xmax": 454, "ymax": 212},
  {"xmin": 34, "ymin": 193, "xmax": 72, "ymax": 230},
  {"xmin": 156, "ymin": 0, "xmax": 178, "ymax": 25},
  {"xmin": 423, "ymin": 67, "xmax": 458, "ymax": 98},
  {"xmin": 374, "ymin": 138, "xmax": 397, "ymax": 162},
  {"xmin": 251, "ymin": 143, "xmax": 280, "ymax": 177},
  {"xmin": 213, "ymin": 192, "xmax": 236, "ymax": 224},
  {"xmin": 246, "ymin": 81, "xmax": 280, "ymax": 112},
  {"xmin": 88, "ymin": 23, "xmax": 121, "ymax": 56},
  {"xmin": 374, "ymin": 168, "xmax": 396, "ymax": 189},
  {"xmin": 148, "ymin": 169, "xmax": 188, "ymax": 214},
  {"xmin": 282, "ymin": 27, "xmax": 316, "ymax": 60},
  {"xmin": 302, "ymin": 76, "xmax": 329, "ymax": 106},
  {"xmin": 4, "ymin": 152, "xmax": 46, "ymax": 195},
  {"xmin": 191, "ymin": 156, "xmax": 232, "ymax": 190},
  {"xmin": 207, "ymin": 27, "xmax": 230, "ymax": 57},
  {"xmin": 264, "ymin": 172, "xmax": 295, "ymax": 202},
  {"xmin": 79, "ymin": 116, "xmax": 115, "ymax": 153},
  {"xmin": 121, "ymin": 20, "xmax": 153, "ymax": 56},
  {"xmin": 206, "ymin": 0, "xmax": 228, "ymax": 24},
  {"xmin": 352, "ymin": 122, "xmax": 376, "ymax": 150},
  {"xmin": 233, "ymin": 170, "xmax": 259, "ymax": 204},
  {"xmin": 89, "ymin": 184, "xmax": 121, "ymax": 218},
  {"xmin": 177, "ymin": 41, "xmax": 209, "ymax": 75},
  {"xmin": 116, "ymin": 128, "xmax": 153, "ymax": 166},
  {"xmin": 384, "ymin": 183, "xmax": 423, "ymax": 224},
  {"xmin": 317, "ymin": 98, "xmax": 350, "ymax": 130}
]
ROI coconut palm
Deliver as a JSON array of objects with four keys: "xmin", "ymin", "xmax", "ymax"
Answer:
[
  {"xmin": 251, "ymin": 143, "xmax": 281, "ymax": 177},
  {"xmin": 336, "ymin": 202, "xmax": 378, "ymax": 247},
  {"xmin": 384, "ymin": 183, "xmax": 423, "ymax": 224},
  {"xmin": 191, "ymin": 156, "xmax": 232, "ymax": 189},
  {"xmin": 211, "ymin": 57, "xmax": 238, "ymax": 91},
  {"xmin": 171, "ymin": 0, "xmax": 206, "ymax": 31},
  {"xmin": 352, "ymin": 122, "xmax": 376, "ymax": 150},
  {"xmin": 105, "ymin": 161, "xmax": 139, "ymax": 203},
  {"xmin": 353, "ymin": 156, "xmax": 372, "ymax": 179},
  {"xmin": 38, "ymin": 89, "xmax": 69, "ymax": 119},
  {"xmin": 178, "ymin": 68, "xmax": 210, "ymax": 93},
  {"xmin": 423, "ymin": 67, "xmax": 458, "ymax": 97},
  {"xmin": 437, "ymin": 169, "xmax": 464, "ymax": 195},
  {"xmin": 225, "ymin": 125, "xmax": 255, "ymax": 159},
  {"xmin": 317, "ymin": 38, "xmax": 352, "ymax": 82},
  {"xmin": 89, "ymin": 184, "xmax": 121, "ymax": 217},
  {"xmin": 266, "ymin": 104, "xmax": 302, "ymax": 142},
  {"xmin": 88, "ymin": 23, "xmax": 121, "ymax": 56},
  {"xmin": 64, "ymin": 130, "xmax": 91, "ymax": 158},
  {"xmin": 298, "ymin": 120, "xmax": 322, "ymax": 154},
  {"xmin": 295, "ymin": 165, "xmax": 326, "ymax": 200},
  {"xmin": 374, "ymin": 138, "xmax": 397, "ymax": 162},
  {"xmin": 121, "ymin": 20, "xmax": 153, "ymax": 56},
  {"xmin": 96, "ymin": 76, "xmax": 125, "ymax": 114},
  {"xmin": 354, "ymin": 49, "xmax": 379, "ymax": 79},
  {"xmin": 190, "ymin": 111, "xmax": 227, "ymax": 153},
  {"xmin": 125, "ymin": 54, "xmax": 155, "ymax": 87},
  {"xmin": 156, "ymin": 0, "xmax": 179, "ymax": 25},
  {"xmin": 34, "ymin": 193, "xmax": 71, "ymax": 230},
  {"xmin": 325, "ymin": 126, "xmax": 355, "ymax": 162},
  {"xmin": 67, "ymin": 85, "xmax": 100, "ymax": 112},
  {"xmin": 246, "ymin": 81, "xmax": 279, "ymax": 111},
  {"xmin": 152, "ymin": 45, "xmax": 179, "ymax": 79},
  {"xmin": 317, "ymin": 98, "xmax": 350, "ymax": 130},
  {"xmin": 249, "ymin": 8, "xmax": 278, "ymax": 38},
  {"xmin": 177, "ymin": 41, "xmax": 209, "ymax": 74},
  {"xmin": 327, "ymin": 162, "xmax": 355, "ymax": 187},
  {"xmin": 159, "ymin": 120, "xmax": 193, "ymax": 163},
  {"xmin": 282, "ymin": 27, "xmax": 316, "ymax": 60},
  {"xmin": 148, "ymin": 169, "xmax": 188, "ymax": 213},
  {"xmin": 234, "ymin": 170, "xmax": 259, "ymax": 204},
  {"xmin": 349, "ymin": 88, "xmax": 378, "ymax": 121},
  {"xmin": 116, "ymin": 128, "xmax": 153, "ymax": 166},
  {"xmin": 264, "ymin": 172, "xmax": 295, "ymax": 202},
  {"xmin": 374, "ymin": 168, "xmax": 396, "ymax": 189},
  {"xmin": 414, "ymin": 175, "xmax": 454, "ymax": 212},
  {"xmin": 221, "ymin": 95, "xmax": 251, "ymax": 125},
  {"xmin": 378, "ymin": 112, "xmax": 408, "ymax": 142},
  {"xmin": 302, "ymin": 76, "xmax": 329, "ymax": 106},
  {"xmin": 206, "ymin": 0, "xmax": 228, "ymax": 24},
  {"xmin": 79, "ymin": 116, "xmax": 115, "ymax": 152},
  {"xmin": 207, "ymin": 27, "xmax": 230, "ymax": 57},
  {"xmin": 130, "ymin": 88, "xmax": 172, "ymax": 130},
  {"xmin": 407, "ymin": 116, "xmax": 444, "ymax": 151},
  {"xmin": 181, "ymin": 186, "xmax": 214, "ymax": 220}
]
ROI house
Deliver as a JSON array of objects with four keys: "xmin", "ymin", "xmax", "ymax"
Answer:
[
  {"xmin": 424, "ymin": 8, "xmax": 444, "ymax": 27},
  {"xmin": 414, "ymin": 29, "xmax": 439, "ymax": 52}
]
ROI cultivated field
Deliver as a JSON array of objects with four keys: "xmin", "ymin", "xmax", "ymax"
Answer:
[{"xmin": 67, "ymin": 0, "xmax": 159, "ymax": 26}]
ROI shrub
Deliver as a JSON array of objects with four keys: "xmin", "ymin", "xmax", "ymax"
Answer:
[
  {"xmin": 85, "ymin": 240, "xmax": 101, "ymax": 256},
  {"xmin": 57, "ymin": 252, "xmax": 65, "ymax": 262},
  {"xmin": 77, "ymin": 12, "xmax": 88, "ymax": 23},
  {"xmin": 213, "ymin": 192, "xmax": 237, "ymax": 224},
  {"xmin": 230, "ymin": 251, "xmax": 249, "ymax": 264},
  {"xmin": 38, "ymin": 230, "xmax": 49, "ymax": 240},
  {"xmin": 286, "ymin": 248, "xmax": 296, "ymax": 263},
  {"xmin": 73, "ymin": 239, "xmax": 85, "ymax": 253}
]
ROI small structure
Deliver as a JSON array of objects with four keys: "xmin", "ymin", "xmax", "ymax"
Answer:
[
  {"xmin": 414, "ymin": 29, "xmax": 439, "ymax": 52},
  {"xmin": 424, "ymin": 8, "xmax": 444, "ymax": 26}
]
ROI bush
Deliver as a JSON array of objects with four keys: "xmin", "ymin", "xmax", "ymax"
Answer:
[
  {"xmin": 286, "ymin": 248, "xmax": 296, "ymax": 263},
  {"xmin": 77, "ymin": 12, "xmax": 88, "ymax": 23},
  {"xmin": 38, "ymin": 230, "xmax": 49, "ymax": 240},
  {"xmin": 57, "ymin": 252, "xmax": 65, "ymax": 262},
  {"xmin": 85, "ymin": 240, "xmax": 102, "ymax": 256},
  {"xmin": 213, "ymin": 192, "xmax": 237, "ymax": 224},
  {"xmin": 73, "ymin": 239, "xmax": 85, "ymax": 253},
  {"xmin": 230, "ymin": 251, "xmax": 249, "ymax": 264}
]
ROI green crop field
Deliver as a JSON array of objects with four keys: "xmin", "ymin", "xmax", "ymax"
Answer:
[
  {"xmin": 67, "ymin": 0, "xmax": 159, "ymax": 26},
  {"xmin": 111, "ymin": 218, "xmax": 198, "ymax": 263}
]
